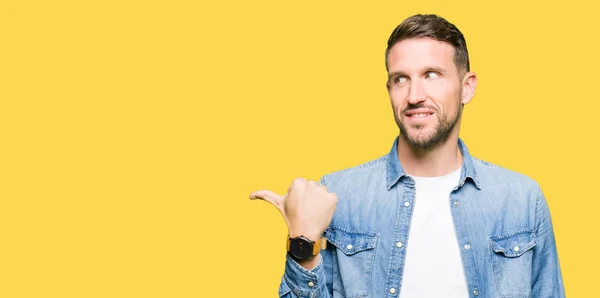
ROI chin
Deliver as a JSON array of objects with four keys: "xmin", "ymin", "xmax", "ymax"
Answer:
[
  {"xmin": 403, "ymin": 128, "xmax": 442, "ymax": 149},
  {"xmin": 407, "ymin": 128, "xmax": 434, "ymax": 141},
  {"xmin": 408, "ymin": 136, "xmax": 436, "ymax": 148}
]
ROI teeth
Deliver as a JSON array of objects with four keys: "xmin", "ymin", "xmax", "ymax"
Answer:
[{"xmin": 412, "ymin": 113, "xmax": 429, "ymax": 118}]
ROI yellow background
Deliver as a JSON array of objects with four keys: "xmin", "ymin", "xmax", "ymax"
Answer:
[{"xmin": 1, "ymin": 0, "xmax": 597, "ymax": 297}]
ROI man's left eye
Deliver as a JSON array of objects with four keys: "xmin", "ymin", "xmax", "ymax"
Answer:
[{"xmin": 425, "ymin": 72, "xmax": 440, "ymax": 79}]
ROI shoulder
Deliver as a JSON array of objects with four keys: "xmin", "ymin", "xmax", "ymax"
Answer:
[
  {"xmin": 320, "ymin": 155, "xmax": 388, "ymax": 187},
  {"xmin": 471, "ymin": 157, "xmax": 542, "ymax": 197}
]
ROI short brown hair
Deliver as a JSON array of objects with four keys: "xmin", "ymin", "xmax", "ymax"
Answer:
[{"xmin": 385, "ymin": 14, "xmax": 470, "ymax": 75}]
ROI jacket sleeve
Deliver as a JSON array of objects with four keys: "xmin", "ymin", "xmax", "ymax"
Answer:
[
  {"xmin": 278, "ymin": 254, "xmax": 332, "ymax": 298},
  {"xmin": 531, "ymin": 184, "xmax": 566, "ymax": 297}
]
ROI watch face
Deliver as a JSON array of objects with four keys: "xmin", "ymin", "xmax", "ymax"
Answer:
[{"xmin": 289, "ymin": 237, "xmax": 312, "ymax": 260}]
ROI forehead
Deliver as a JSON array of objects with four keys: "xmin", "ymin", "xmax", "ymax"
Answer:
[{"xmin": 387, "ymin": 37, "xmax": 456, "ymax": 73}]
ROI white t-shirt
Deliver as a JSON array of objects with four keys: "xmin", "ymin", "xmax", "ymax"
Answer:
[{"xmin": 399, "ymin": 167, "xmax": 468, "ymax": 298}]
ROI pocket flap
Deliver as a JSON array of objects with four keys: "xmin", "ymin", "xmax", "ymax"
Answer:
[
  {"xmin": 325, "ymin": 227, "xmax": 378, "ymax": 256},
  {"xmin": 490, "ymin": 230, "xmax": 536, "ymax": 257}
]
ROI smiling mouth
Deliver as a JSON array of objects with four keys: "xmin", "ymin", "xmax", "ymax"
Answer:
[{"xmin": 407, "ymin": 113, "xmax": 433, "ymax": 118}]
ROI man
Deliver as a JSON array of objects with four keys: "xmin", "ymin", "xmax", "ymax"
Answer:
[{"xmin": 250, "ymin": 14, "xmax": 565, "ymax": 298}]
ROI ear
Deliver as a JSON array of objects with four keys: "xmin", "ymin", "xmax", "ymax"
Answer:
[
  {"xmin": 386, "ymin": 80, "xmax": 391, "ymax": 93},
  {"xmin": 461, "ymin": 72, "xmax": 477, "ymax": 105}
]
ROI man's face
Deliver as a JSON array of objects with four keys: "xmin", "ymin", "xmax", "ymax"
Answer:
[{"xmin": 386, "ymin": 37, "xmax": 474, "ymax": 150}]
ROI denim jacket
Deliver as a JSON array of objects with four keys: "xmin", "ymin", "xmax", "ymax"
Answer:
[{"xmin": 279, "ymin": 137, "xmax": 565, "ymax": 298}]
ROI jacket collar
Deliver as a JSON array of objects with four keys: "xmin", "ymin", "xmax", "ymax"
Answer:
[{"xmin": 385, "ymin": 136, "xmax": 481, "ymax": 190}]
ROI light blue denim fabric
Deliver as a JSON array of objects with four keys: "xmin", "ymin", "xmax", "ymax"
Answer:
[{"xmin": 279, "ymin": 137, "xmax": 565, "ymax": 298}]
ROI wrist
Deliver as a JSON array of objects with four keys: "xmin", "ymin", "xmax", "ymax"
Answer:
[{"xmin": 288, "ymin": 230, "xmax": 322, "ymax": 241}]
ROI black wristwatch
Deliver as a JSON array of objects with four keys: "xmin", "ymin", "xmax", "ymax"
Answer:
[{"xmin": 287, "ymin": 235, "xmax": 327, "ymax": 262}]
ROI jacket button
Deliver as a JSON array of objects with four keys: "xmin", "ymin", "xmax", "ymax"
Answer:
[
  {"xmin": 389, "ymin": 288, "xmax": 396, "ymax": 294},
  {"xmin": 346, "ymin": 244, "xmax": 353, "ymax": 250},
  {"xmin": 473, "ymin": 290, "xmax": 479, "ymax": 296},
  {"xmin": 513, "ymin": 246, "xmax": 520, "ymax": 252}
]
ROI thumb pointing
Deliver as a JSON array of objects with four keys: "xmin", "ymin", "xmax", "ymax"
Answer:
[{"xmin": 249, "ymin": 190, "xmax": 285, "ymax": 212}]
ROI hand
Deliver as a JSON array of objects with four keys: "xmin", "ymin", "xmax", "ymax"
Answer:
[{"xmin": 250, "ymin": 178, "xmax": 338, "ymax": 241}]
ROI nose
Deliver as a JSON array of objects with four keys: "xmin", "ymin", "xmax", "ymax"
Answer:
[{"xmin": 407, "ymin": 79, "xmax": 426, "ymax": 105}]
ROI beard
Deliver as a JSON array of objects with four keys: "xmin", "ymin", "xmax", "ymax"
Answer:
[{"xmin": 396, "ymin": 102, "xmax": 462, "ymax": 151}]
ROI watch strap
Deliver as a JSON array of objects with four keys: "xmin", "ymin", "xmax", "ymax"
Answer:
[{"xmin": 312, "ymin": 237, "xmax": 327, "ymax": 255}]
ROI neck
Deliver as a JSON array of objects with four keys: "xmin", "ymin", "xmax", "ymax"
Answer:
[{"xmin": 396, "ymin": 134, "xmax": 463, "ymax": 177}]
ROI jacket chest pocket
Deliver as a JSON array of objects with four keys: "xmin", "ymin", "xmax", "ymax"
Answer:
[
  {"xmin": 489, "ymin": 230, "xmax": 536, "ymax": 298},
  {"xmin": 325, "ymin": 228, "xmax": 378, "ymax": 298}
]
